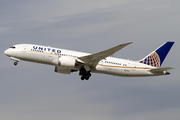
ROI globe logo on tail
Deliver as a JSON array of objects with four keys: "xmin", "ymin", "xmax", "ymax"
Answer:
[{"xmin": 140, "ymin": 52, "xmax": 160, "ymax": 68}]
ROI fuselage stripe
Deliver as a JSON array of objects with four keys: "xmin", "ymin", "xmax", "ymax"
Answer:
[{"xmin": 98, "ymin": 64, "xmax": 155, "ymax": 70}]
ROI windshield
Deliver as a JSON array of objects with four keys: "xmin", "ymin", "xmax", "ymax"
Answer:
[{"xmin": 10, "ymin": 46, "xmax": 16, "ymax": 49}]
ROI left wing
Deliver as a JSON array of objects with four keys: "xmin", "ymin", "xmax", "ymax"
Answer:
[{"xmin": 77, "ymin": 42, "xmax": 133, "ymax": 68}]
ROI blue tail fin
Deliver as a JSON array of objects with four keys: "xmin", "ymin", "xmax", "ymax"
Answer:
[{"xmin": 139, "ymin": 41, "xmax": 174, "ymax": 67}]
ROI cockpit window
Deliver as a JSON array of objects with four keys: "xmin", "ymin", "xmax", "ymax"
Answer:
[{"xmin": 10, "ymin": 46, "xmax": 16, "ymax": 49}]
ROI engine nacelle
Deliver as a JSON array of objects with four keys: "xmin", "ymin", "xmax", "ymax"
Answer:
[
  {"xmin": 52, "ymin": 56, "xmax": 78, "ymax": 68},
  {"xmin": 59, "ymin": 56, "xmax": 77, "ymax": 67},
  {"xmin": 54, "ymin": 66, "xmax": 71, "ymax": 74}
]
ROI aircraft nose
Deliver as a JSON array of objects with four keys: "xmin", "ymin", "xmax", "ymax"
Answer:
[
  {"xmin": 4, "ymin": 50, "xmax": 7, "ymax": 54},
  {"xmin": 4, "ymin": 49, "xmax": 9, "ymax": 56}
]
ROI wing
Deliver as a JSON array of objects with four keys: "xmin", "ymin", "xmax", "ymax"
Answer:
[{"xmin": 77, "ymin": 42, "xmax": 133, "ymax": 68}]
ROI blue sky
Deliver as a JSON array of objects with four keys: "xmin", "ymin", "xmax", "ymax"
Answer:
[{"xmin": 1, "ymin": 0, "xmax": 180, "ymax": 120}]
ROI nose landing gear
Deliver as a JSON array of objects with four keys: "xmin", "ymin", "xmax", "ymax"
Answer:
[
  {"xmin": 13, "ymin": 61, "xmax": 19, "ymax": 66},
  {"xmin": 10, "ymin": 57, "xmax": 20, "ymax": 66},
  {"xmin": 14, "ymin": 62, "xmax": 18, "ymax": 66}
]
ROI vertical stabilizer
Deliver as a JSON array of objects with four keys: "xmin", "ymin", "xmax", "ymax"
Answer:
[{"xmin": 139, "ymin": 42, "xmax": 174, "ymax": 67}]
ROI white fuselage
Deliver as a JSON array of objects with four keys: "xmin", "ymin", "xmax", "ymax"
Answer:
[{"xmin": 4, "ymin": 44, "xmax": 165, "ymax": 77}]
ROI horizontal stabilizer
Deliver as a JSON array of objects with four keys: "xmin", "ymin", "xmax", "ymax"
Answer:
[{"xmin": 150, "ymin": 67, "xmax": 174, "ymax": 73}]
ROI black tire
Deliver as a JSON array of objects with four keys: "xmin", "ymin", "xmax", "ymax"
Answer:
[
  {"xmin": 89, "ymin": 73, "xmax": 91, "ymax": 77},
  {"xmin": 81, "ymin": 76, "xmax": 85, "ymax": 80},
  {"xmin": 14, "ymin": 62, "xmax": 17, "ymax": 66},
  {"xmin": 85, "ymin": 77, "xmax": 89, "ymax": 80}
]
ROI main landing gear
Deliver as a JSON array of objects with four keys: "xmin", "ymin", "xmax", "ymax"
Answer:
[{"xmin": 79, "ymin": 67, "xmax": 91, "ymax": 81}]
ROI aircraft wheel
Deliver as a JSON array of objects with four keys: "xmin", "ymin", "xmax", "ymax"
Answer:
[
  {"xmin": 81, "ymin": 76, "xmax": 85, "ymax": 81},
  {"xmin": 85, "ymin": 77, "xmax": 89, "ymax": 80},
  {"xmin": 89, "ymin": 73, "xmax": 91, "ymax": 77},
  {"xmin": 14, "ymin": 62, "xmax": 17, "ymax": 66}
]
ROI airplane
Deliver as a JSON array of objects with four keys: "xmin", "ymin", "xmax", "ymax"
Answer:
[{"xmin": 4, "ymin": 41, "xmax": 174, "ymax": 80}]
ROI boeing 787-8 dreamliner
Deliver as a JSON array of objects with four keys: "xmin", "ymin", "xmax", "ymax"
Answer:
[{"xmin": 4, "ymin": 41, "xmax": 174, "ymax": 80}]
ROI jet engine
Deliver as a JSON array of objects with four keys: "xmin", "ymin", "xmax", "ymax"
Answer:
[
  {"xmin": 52, "ymin": 56, "xmax": 78, "ymax": 68},
  {"xmin": 58, "ymin": 56, "xmax": 78, "ymax": 67},
  {"xmin": 53, "ymin": 56, "xmax": 80, "ymax": 74}
]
